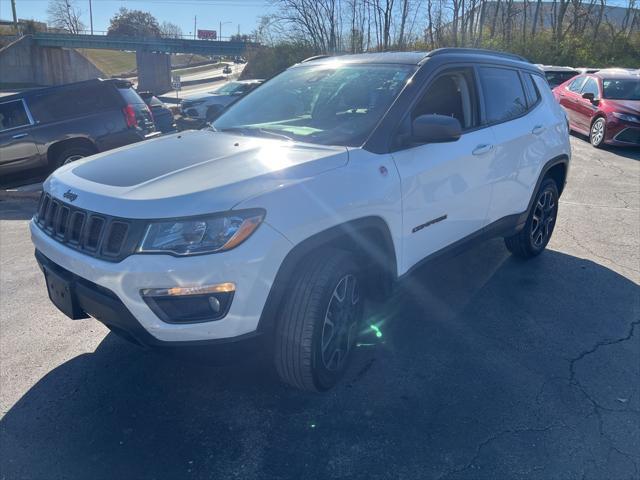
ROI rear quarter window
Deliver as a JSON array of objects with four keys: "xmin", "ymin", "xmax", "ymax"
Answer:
[
  {"xmin": 522, "ymin": 73, "xmax": 541, "ymax": 108},
  {"xmin": 118, "ymin": 88, "xmax": 145, "ymax": 105},
  {"xmin": 29, "ymin": 84, "xmax": 118, "ymax": 123},
  {"xmin": 478, "ymin": 67, "xmax": 527, "ymax": 124}
]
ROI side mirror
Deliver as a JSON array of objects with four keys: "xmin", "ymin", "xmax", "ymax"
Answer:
[
  {"xmin": 412, "ymin": 114, "xmax": 462, "ymax": 143},
  {"xmin": 582, "ymin": 92, "xmax": 596, "ymax": 102}
]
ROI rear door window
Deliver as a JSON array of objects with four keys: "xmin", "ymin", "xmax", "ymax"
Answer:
[
  {"xmin": 478, "ymin": 67, "xmax": 527, "ymax": 124},
  {"xmin": 0, "ymin": 99, "xmax": 31, "ymax": 131},
  {"xmin": 29, "ymin": 84, "xmax": 117, "ymax": 122}
]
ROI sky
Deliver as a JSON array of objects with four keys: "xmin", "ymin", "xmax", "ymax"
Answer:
[{"xmin": 0, "ymin": 0, "xmax": 275, "ymax": 38}]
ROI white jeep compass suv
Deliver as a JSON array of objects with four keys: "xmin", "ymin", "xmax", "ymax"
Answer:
[{"xmin": 31, "ymin": 49, "xmax": 570, "ymax": 392}]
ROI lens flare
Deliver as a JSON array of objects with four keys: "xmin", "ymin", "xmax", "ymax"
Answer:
[{"xmin": 370, "ymin": 325, "xmax": 382, "ymax": 338}]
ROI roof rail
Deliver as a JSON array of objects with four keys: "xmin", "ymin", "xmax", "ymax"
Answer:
[
  {"xmin": 425, "ymin": 48, "xmax": 528, "ymax": 63},
  {"xmin": 300, "ymin": 54, "xmax": 331, "ymax": 63}
]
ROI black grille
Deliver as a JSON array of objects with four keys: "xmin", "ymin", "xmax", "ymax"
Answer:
[
  {"xmin": 614, "ymin": 128, "xmax": 640, "ymax": 145},
  {"xmin": 104, "ymin": 222, "xmax": 129, "ymax": 255},
  {"xmin": 34, "ymin": 193, "xmax": 139, "ymax": 262}
]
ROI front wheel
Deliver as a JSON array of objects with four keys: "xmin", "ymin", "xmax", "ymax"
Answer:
[
  {"xmin": 504, "ymin": 178, "xmax": 559, "ymax": 259},
  {"xmin": 590, "ymin": 117, "xmax": 606, "ymax": 148},
  {"xmin": 274, "ymin": 249, "xmax": 363, "ymax": 391}
]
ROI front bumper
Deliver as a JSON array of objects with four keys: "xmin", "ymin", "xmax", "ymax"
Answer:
[
  {"xmin": 30, "ymin": 219, "xmax": 292, "ymax": 343},
  {"xmin": 607, "ymin": 120, "xmax": 640, "ymax": 146},
  {"xmin": 35, "ymin": 250, "xmax": 263, "ymax": 349}
]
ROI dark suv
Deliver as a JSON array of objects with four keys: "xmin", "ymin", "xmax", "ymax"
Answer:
[{"xmin": 0, "ymin": 79, "xmax": 157, "ymax": 179}]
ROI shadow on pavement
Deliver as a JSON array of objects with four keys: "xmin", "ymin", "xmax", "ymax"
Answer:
[
  {"xmin": 0, "ymin": 198, "xmax": 39, "ymax": 220},
  {"xmin": 2, "ymin": 239, "xmax": 639, "ymax": 479}
]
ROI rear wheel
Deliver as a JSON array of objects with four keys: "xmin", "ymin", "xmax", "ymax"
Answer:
[
  {"xmin": 590, "ymin": 117, "xmax": 606, "ymax": 148},
  {"xmin": 54, "ymin": 145, "xmax": 95, "ymax": 169},
  {"xmin": 274, "ymin": 249, "xmax": 363, "ymax": 391},
  {"xmin": 504, "ymin": 178, "xmax": 559, "ymax": 259}
]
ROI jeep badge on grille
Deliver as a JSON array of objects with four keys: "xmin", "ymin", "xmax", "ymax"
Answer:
[{"xmin": 63, "ymin": 190, "xmax": 78, "ymax": 202}]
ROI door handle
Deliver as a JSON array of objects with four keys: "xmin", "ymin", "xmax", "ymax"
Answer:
[
  {"xmin": 532, "ymin": 125, "xmax": 546, "ymax": 135},
  {"xmin": 11, "ymin": 132, "xmax": 28, "ymax": 139},
  {"xmin": 472, "ymin": 144, "xmax": 494, "ymax": 156}
]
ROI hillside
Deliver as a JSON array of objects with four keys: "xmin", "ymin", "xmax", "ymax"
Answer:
[{"xmin": 78, "ymin": 49, "xmax": 211, "ymax": 76}]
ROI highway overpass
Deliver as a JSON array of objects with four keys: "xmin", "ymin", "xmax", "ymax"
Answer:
[
  {"xmin": 30, "ymin": 33, "xmax": 254, "ymax": 56},
  {"xmin": 1, "ymin": 33, "xmax": 255, "ymax": 93}
]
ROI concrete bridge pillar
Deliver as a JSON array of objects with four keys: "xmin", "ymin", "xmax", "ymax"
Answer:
[
  {"xmin": 136, "ymin": 51, "xmax": 171, "ymax": 94},
  {"xmin": 0, "ymin": 35, "xmax": 104, "ymax": 86}
]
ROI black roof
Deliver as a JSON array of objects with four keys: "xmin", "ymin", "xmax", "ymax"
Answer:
[
  {"xmin": 0, "ymin": 78, "xmax": 132, "ymax": 102},
  {"xmin": 299, "ymin": 51, "xmax": 428, "ymax": 66},
  {"xmin": 297, "ymin": 48, "xmax": 531, "ymax": 67}
]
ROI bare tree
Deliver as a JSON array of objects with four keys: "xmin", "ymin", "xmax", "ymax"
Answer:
[
  {"xmin": 47, "ymin": 0, "xmax": 85, "ymax": 34},
  {"xmin": 398, "ymin": 0, "xmax": 411, "ymax": 47},
  {"xmin": 160, "ymin": 21, "xmax": 182, "ymax": 38}
]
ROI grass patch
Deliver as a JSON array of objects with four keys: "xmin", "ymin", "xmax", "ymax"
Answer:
[
  {"xmin": 79, "ymin": 50, "xmax": 212, "ymax": 77},
  {"xmin": 79, "ymin": 49, "xmax": 135, "ymax": 76}
]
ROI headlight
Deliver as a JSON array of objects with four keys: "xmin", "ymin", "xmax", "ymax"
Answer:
[
  {"xmin": 138, "ymin": 210, "xmax": 265, "ymax": 256},
  {"xmin": 612, "ymin": 112, "xmax": 639, "ymax": 123}
]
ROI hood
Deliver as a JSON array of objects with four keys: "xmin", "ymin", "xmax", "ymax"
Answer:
[
  {"xmin": 605, "ymin": 99, "xmax": 640, "ymax": 114},
  {"xmin": 45, "ymin": 129, "xmax": 348, "ymax": 218}
]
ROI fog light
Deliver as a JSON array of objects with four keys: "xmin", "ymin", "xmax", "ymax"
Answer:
[
  {"xmin": 208, "ymin": 296, "xmax": 221, "ymax": 313},
  {"xmin": 140, "ymin": 283, "xmax": 235, "ymax": 324}
]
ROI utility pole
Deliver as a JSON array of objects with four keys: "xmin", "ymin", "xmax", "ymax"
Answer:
[
  {"xmin": 89, "ymin": 0, "xmax": 94, "ymax": 34},
  {"xmin": 11, "ymin": 0, "xmax": 19, "ymax": 35},
  {"xmin": 194, "ymin": 16, "xmax": 197, "ymax": 39},
  {"xmin": 219, "ymin": 21, "xmax": 231, "ymax": 41}
]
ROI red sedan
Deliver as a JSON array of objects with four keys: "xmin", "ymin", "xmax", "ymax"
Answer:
[{"xmin": 553, "ymin": 70, "xmax": 639, "ymax": 147}]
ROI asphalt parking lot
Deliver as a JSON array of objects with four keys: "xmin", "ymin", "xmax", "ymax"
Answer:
[{"xmin": 1, "ymin": 136, "xmax": 638, "ymax": 480}]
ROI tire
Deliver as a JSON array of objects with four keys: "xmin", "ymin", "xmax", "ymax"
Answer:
[
  {"xmin": 274, "ymin": 249, "xmax": 363, "ymax": 392},
  {"xmin": 54, "ymin": 145, "xmax": 95, "ymax": 169},
  {"xmin": 590, "ymin": 117, "xmax": 606, "ymax": 148},
  {"xmin": 504, "ymin": 178, "xmax": 559, "ymax": 259}
]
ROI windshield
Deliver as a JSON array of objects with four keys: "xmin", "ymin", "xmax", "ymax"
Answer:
[
  {"xmin": 213, "ymin": 63, "xmax": 415, "ymax": 146},
  {"xmin": 602, "ymin": 78, "xmax": 640, "ymax": 100},
  {"xmin": 210, "ymin": 82, "xmax": 251, "ymax": 96}
]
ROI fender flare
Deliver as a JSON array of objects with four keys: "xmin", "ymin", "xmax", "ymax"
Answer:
[
  {"xmin": 257, "ymin": 216, "xmax": 397, "ymax": 335},
  {"xmin": 518, "ymin": 154, "xmax": 570, "ymax": 226}
]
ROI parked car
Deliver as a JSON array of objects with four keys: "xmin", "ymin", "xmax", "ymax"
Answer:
[
  {"xmin": 180, "ymin": 79, "xmax": 264, "ymax": 122},
  {"xmin": 31, "ymin": 49, "xmax": 570, "ymax": 392},
  {"xmin": 223, "ymin": 65, "xmax": 233, "ymax": 74},
  {"xmin": 576, "ymin": 67, "xmax": 600, "ymax": 74},
  {"xmin": 138, "ymin": 91, "xmax": 176, "ymax": 133},
  {"xmin": 537, "ymin": 65, "xmax": 579, "ymax": 88},
  {"xmin": 0, "ymin": 78, "xmax": 157, "ymax": 178},
  {"xmin": 553, "ymin": 69, "xmax": 639, "ymax": 147}
]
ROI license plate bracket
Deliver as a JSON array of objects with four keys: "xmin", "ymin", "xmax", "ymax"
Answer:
[{"xmin": 43, "ymin": 266, "xmax": 87, "ymax": 319}]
